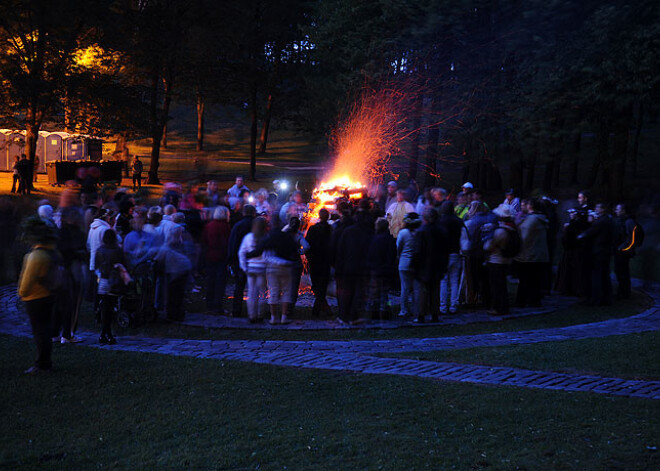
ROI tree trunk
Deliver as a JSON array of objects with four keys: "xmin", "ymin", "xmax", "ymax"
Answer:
[
  {"xmin": 249, "ymin": 86, "xmax": 258, "ymax": 181},
  {"xmin": 568, "ymin": 130, "xmax": 581, "ymax": 185},
  {"xmin": 424, "ymin": 126, "xmax": 440, "ymax": 188},
  {"xmin": 258, "ymin": 94, "xmax": 273, "ymax": 154},
  {"xmin": 509, "ymin": 145, "xmax": 524, "ymax": 193},
  {"xmin": 147, "ymin": 72, "xmax": 173, "ymax": 185},
  {"xmin": 587, "ymin": 117, "xmax": 610, "ymax": 188},
  {"xmin": 608, "ymin": 105, "xmax": 632, "ymax": 201},
  {"xmin": 196, "ymin": 93, "xmax": 205, "ymax": 152},
  {"xmin": 408, "ymin": 94, "xmax": 424, "ymax": 181},
  {"xmin": 525, "ymin": 152, "xmax": 536, "ymax": 194},
  {"xmin": 161, "ymin": 122, "xmax": 168, "ymax": 149},
  {"xmin": 25, "ymin": 106, "xmax": 40, "ymax": 189},
  {"xmin": 542, "ymin": 160, "xmax": 554, "ymax": 192},
  {"xmin": 630, "ymin": 101, "xmax": 643, "ymax": 179}
]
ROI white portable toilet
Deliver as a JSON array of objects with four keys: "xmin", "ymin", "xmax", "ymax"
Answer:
[
  {"xmin": 45, "ymin": 132, "xmax": 68, "ymax": 163},
  {"xmin": 0, "ymin": 129, "xmax": 11, "ymax": 171},
  {"xmin": 6, "ymin": 131, "xmax": 25, "ymax": 168}
]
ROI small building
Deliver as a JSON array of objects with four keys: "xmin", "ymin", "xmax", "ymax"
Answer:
[{"xmin": 0, "ymin": 129, "xmax": 11, "ymax": 171}]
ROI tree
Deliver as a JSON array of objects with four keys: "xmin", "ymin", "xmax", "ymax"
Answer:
[{"xmin": 0, "ymin": 0, "xmax": 114, "ymax": 176}]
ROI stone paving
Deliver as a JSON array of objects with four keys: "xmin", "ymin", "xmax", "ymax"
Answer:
[{"xmin": 2, "ymin": 280, "xmax": 660, "ymax": 400}]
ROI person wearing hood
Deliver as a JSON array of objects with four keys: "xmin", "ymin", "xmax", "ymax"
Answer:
[
  {"xmin": 38, "ymin": 204, "xmax": 57, "ymax": 230},
  {"xmin": 87, "ymin": 208, "xmax": 119, "ymax": 272},
  {"xmin": 577, "ymin": 203, "xmax": 614, "ymax": 306},
  {"xmin": 18, "ymin": 217, "xmax": 60, "ymax": 373},
  {"xmin": 515, "ymin": 198, "xmax": 549, "ymax": 308}
]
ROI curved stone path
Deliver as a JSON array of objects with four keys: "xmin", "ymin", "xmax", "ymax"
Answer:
[{"xmin": 2, "ymin": 281, "xmax": 660, "ymax": 400}]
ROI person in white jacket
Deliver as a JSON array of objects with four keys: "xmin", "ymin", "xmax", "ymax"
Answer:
[
  {"xmin": 87, "ymin": 208, "xmax": 118, "ymax": 271},
  {"xmin": 238, "ymin": 217, "xmax": 268, "ymax": 322}
]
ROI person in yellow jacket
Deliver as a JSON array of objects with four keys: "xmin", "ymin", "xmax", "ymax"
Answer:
[{"xmin": 18, "ymin": 217, "xmax": 59, "ymax": 374}]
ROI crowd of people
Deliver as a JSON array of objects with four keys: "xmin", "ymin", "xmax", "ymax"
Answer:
[{"xmin": 7, "ymin": 171, "xmax": 649, "ymax": 374}]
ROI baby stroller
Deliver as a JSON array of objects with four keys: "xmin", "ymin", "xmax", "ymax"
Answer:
[{"xmin": 116, "ymin": 259, "xmax": 157, "ymax": 328}]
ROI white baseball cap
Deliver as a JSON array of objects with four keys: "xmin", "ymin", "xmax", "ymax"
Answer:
[{"xmin": 462, "ymin": 182, "xmax": 474, "ymax": 189}]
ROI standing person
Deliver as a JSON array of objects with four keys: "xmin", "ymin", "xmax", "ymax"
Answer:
[
  {"xmin": 397, "ymin": 212, "xmax": 421, "ymax": 317},
  {"xmin": 254, "ymin": 221, "xmax": 301, "ymax": 325},
  {"xmin": 613, "ymin": 203, "xmax": 637, "ymax": 299},
  {"xmin": 285, "ymin": 217, "xmax": 310, "ymax": 313},
  {"xmin": 413, "ymin": 208, "xmax": 448, "ymax": 323},
  {"xmin": 484, "ymin": 206, "xmax": 519, "ymax": 316},
  {"xmin": 305, "ymin": 208, "xmax": 333, "ymax": 316},
  {"xmin": 227, "ymin": 205, "xmax": 256, "ymax": 317},
  {"xmin": 239, "ymin": 217, "xmax": 268, "ymax": 323},
  {"xmin": 94, "ymin": 229, "xmax": 127, "ymax": 344},
  {"xmin": 335, "ymin": 210, "xmax": 373, "ymax": 324},
  {"xmin": 227, "ymin": 176, "xmax": 250, "ymax": 199},
  {"xmin": 18, "ymin": 218, "xmax": 59, "ymax": 373},
  {"xmin": 555, "ymin": 191, "xmax": 593, "ymax": 297},
  {"xmin": 10, "ymin": 156, "xmax": 20, "ymax": 193},
  {"xmin": 502, "ymin": 189, "xmax": 521, "ymax": 219},
  {"xmin": 367, "ymin": 218, "xmax": 397, "ymax": 320},
  {"xmin": 515, "ymin": 198, "xmax": 549, "ymax": 308},
  {"xmin": 578, "ymin": 203, "xmax": 615, "ymax": 306},
  {"xmin": 384, "ymin": 181, "xmax": 398, "ymax": 212},
  {"xmin": 132, "ymin": 156, "xmax": 143, "ymax": 192},
  {"xmin": 462, "ymin": 201, "xmax": 495, "ymax": 306},
  {"xmin": 206, "ymin": 180, "xmax": 221, "ymax": 207},
  {"xmin": 16, "ymin": 154, "xmax": 31, "ymax": 195},
  {"xmin": 438, "ymin": 201, "xmax": 463, "ymax": 315},
  {"xmin": 154, "ymin": 226, "xmax": 193, "ymax": 321},
  {"xmin": 386, "ymin": 189, "xmax": 415, "ymax": 238},
  {"xmin": 123, "ymin": 207, "xmax": 156, "ymax": 269},
  {"xmin": 454, "ymin": 192, "xmax": 469, "ymax": 220},
  {"xmin": 201, "ymin": 206, "xmax": 231, "ymax": 314},
  {"xmin": 279, "ymin": 191, "xmax": 308, "ymax": 223},
  {"xmin": 56, "ymin": 208, "xmax": 87, "ymax": 344}
]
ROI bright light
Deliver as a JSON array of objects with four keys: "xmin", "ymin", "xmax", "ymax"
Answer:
[
  {"xmin": 280, "ymin": 181, "xmax": 289, "ymax": 191},
  {"xmin": 248, "ymin": 195, "xmax": 255, "ymax": 203}
]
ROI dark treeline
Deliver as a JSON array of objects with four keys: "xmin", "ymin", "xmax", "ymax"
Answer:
[{"xmin": 1, "ymin": 0, "xmax": 659, "ymax": 198}]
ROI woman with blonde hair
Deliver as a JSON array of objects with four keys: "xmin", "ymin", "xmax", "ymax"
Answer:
[{"xmin": 201, "ymin": 205, "xmax": 231, "ymax": 314}]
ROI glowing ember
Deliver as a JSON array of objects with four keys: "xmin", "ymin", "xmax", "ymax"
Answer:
[{"xmin": 304, "ymin": 88, "xmax": 411, "ymax": 225}]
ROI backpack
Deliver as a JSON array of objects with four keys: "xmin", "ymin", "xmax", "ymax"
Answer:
[
  {"xmin": 501, "ymin": 227, "xmax": 522, "ymax": 259},
  {"xmin": 621, "ymin": 223, "xmax": 645, "ymax": 252},
  {"xmin": 37, "ymin": 248, "xmax": 66, "ymax": 293}
]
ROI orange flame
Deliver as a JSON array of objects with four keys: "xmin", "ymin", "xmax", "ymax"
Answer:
[{"xmin": 304, "ymin": 88, "xmax": 411, "ymax": 225}]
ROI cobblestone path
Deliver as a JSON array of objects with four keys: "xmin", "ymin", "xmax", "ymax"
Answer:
[{"xmin": 2, "ymin": 280, "xmax": 659, "ymax": 400}]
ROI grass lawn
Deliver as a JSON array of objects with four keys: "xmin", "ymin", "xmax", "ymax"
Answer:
[
  {"xmin": 70, "ymin": 289, "xmax": 654, "ymax": 343},
  {"xmin": 384, "ymin": 331, "xmax": 660, "ymax": 382},
  {"xmin": 2, "ymin": 334, "xmax": 659, "ymax": 470}
]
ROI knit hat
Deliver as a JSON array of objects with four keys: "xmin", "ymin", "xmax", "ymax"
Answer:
[{"xmin": 403, "ymin": 212, "xmax": 422, "ymax": 227}]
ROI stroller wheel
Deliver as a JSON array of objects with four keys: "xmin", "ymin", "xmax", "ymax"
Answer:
[{"xmin": 117, "ymin": 310, "xmax": 131, "ymax": 328}]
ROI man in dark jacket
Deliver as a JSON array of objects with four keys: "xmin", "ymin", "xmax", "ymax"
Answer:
[
  {"xmin": 367, "ymin": 217, "xmax": 397, "ymax": 320},
  {"xmin": 414, "ymin": 208, "xmax": 448, "ymax": 322},
  {"xmin": 335, "ymin": 210, "xmax": 373, "ymax": 324},
  {"xmin": 578, "ymin": 203, "xmax": 614, "ymax": 306},
  {"xmin": 306, "ymin": 208, "xmax": 333, "ymax": 316},
  {"xmin": 613, "ymin": 203, "xmax": 636, "ymax": 299},
  {"xmin": 227, "ymin": 204, "xmax": 256, "ymax": 316},
  {"xmin": 437, "ymin": 201, "xmax": 463, "ymax": 314}
]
